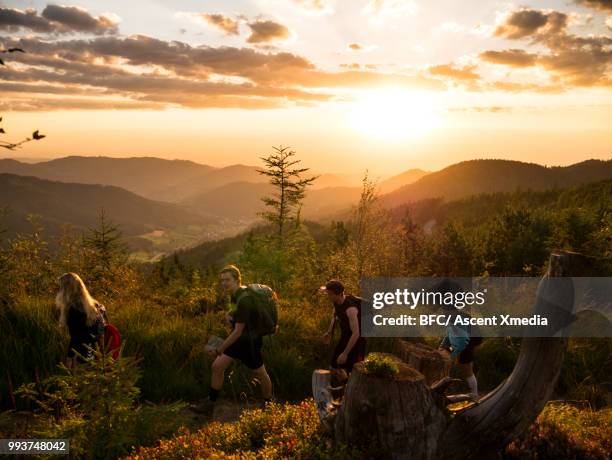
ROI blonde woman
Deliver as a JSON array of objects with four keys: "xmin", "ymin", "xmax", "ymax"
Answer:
[{"xmin": 56, "ymin": 273, "xmax": 107, "ymax": 366}]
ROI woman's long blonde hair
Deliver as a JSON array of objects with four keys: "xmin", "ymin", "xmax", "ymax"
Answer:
[{"xmin": 56, "ymin": 273, "xmax": 101, "ymax": 327}]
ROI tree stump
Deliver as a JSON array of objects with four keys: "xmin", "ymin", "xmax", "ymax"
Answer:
[
  {"xmin": 395, "ymin": 340, "xmax": 451, "ymax": 385},
  {"xmin": 335, "ymin": 353, "xmax": 447, "ymax": 459}
]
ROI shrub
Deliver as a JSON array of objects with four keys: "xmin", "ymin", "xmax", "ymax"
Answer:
[
  {"xmin": 362, "ymin": 353, "xmax": 399, "ymax": 378},
  {"xmin": 12, "ymin": 350, "xmax": 187, "ymax": 460},
  {"xmin": 125, "ymin": 399, "xmax": 359, "ymax": 460},
  {"xmin": 504, "ymin": 402, "xmax": 611, "ymax": 460}
]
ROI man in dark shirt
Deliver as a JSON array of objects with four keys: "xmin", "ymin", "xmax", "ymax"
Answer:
[
  {"xmin": 321, "ymin": 279, "xmax": 366, "ymax": 383},
  {"xmin": 191, "ymin": 264, "xmax": 272, "ymax": 415}
]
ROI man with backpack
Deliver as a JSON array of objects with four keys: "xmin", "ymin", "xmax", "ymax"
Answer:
[
  {"xmin": 320, "ymin": 279, "xmax": 366, "ymax": 385},
  {"xmin": 191, "ymin": 264, "xmax": 275, "ymax": 415}
]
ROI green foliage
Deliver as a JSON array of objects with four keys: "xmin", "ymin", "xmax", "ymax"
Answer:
[
  {"xmin": 483, "ymin": 206, "xmax": 552, "ymax": 275},
  {"xmin": 13, "ymin": 350, "xmax": 186, "ymax": 459},
  {"xmin": 125, "ymin": 400, "xmax": 360, "ymax": 460},
  {"xmin": 362, "ymin": 353, "xmax": 400, "ymax": 378},
  {"xmin": 504, "ymin": 402, "xmax": 611, "ymax": 460}
]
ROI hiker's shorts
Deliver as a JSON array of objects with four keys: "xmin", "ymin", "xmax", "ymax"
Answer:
[
  {"xmin": 331, "ymin": 337, "xmax": 366, "ymax": 372},
  {"xmin": 224, "ymin": 336, "xmax": 264, "ymax": 370},
  {"xmin": 457, "ymin": 337, "xmax": 482, "ymax": 364}
]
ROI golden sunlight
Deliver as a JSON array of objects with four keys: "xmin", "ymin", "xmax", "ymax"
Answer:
[{"xmin": 349, "ymin": 88, "xmax": 443, "ymax": 141}]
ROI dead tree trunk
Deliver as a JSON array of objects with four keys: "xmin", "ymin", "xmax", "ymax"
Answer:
[
  {"xmin": 395, "ymin": 341, "xmax": 450, "ymax": 385},
  {"xmin": 332, "ymin": 251, "xmax": 584, "ymax": 460}
]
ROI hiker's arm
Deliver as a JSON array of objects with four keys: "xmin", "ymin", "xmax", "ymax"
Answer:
[
  {"xmin": 217, "ymin": 323, "xmax": 245, "ymax": 355},
  {"xmin": 339, "ymin": 307, "xmax": 360, "ymax": 360},
  {"xmin": 325, "ymin": 310, "xmax": 335, "ymax": 334}
]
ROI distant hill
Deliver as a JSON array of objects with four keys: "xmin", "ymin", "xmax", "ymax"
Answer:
[
  {"xmin": 0, "ymin": 157, "xmax": 426, "ymax": 206},
  {"xmin": 0, "ymin": 156, "xmax": 216, "ymax": 202},
  {"xmin": 378, "ymin": 169, "xmax": 429, "ymax": 194},
  {"xmin": 181, "ymin": 181, "xmax": 363, "ymax": 221},
  {"xmin": 154, "ymin": 164, "xmax": 268, "ymax": 202},
  {"xmin": 0, "ymin": 173, "xmax": 212, "ymax": 240},
  {"xmin": 380, "ymin": 159, "xmax": 612, "ymax": 208}
]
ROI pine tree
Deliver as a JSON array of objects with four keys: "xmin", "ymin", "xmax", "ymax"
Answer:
[
  {"xmin": 83, "ymin": 209, "xmax": 131, "ymax": 297},
  {"xmin": 257, "ymin": 146, "xmax": 318, "ymax": 245}
]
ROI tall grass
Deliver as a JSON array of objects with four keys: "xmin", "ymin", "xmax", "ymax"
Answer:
[{"xmin": 1, "ymin": 296, "xmax": 609, "ymax": 409}]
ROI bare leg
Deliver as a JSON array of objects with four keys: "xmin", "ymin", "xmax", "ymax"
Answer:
[
  {"xmin": 457, "ymin": 361, "xmax": 478, "ymax": 399},
  {"xmin": 252, "ymin": 365, "xmax": 273, "ymax": 399},
  {"xmin": 211, "ymin": 354, "xmax": 234, "ymax": 390},
  {"xmin": 457, "ymin": 361, "xmax": 474, "ymax": 378}
]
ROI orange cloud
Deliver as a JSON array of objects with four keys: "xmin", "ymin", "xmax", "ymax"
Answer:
[
  {"xmin": 246, "ymin": 19, "xmax": 291, "ymax": 43},
  {"xmin": 199, "ymin": 13, "xmax": 240, "ymax": 35}
]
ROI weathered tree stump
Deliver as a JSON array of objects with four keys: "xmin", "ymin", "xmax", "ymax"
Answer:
[
  {"xmin": 328, "ymin": 251, "xmax": 585, "ymax": 460},
  {"xmin": 395, "ymin": 340, "xmax": 451, "ymax": 385},
  {"xmin": 335, "ymin": 353, "xmax": 447, "ymax": 459}
]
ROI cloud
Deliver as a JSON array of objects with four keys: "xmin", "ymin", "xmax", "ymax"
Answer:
[
  {"xmin": 428, "ymin": 64, "xmax": 480, "ymax": 81},
  {"xmin": 198, "ymin": 13, "xmax": 240, "ymax": 35},
  {"xmin": 488, "ymin": 81, "xmax": 565, "ymax": 93},
  {"xmin": 486, "ymin": 7, "xmax": 611, "ymax": 88},
  {"xmin": 246, "ymin": 19, "xmax": 291, "ymax": 43},
  {"xmin": 0, "ymin": 7, "xmax": 55, "ymax": 33},
  {"xmin": 494, "ymin": 9, "xmax": 567, "ymax": 39},
  {"xmin": 480, "ymin": 49, "xmax": 538, "ymax": 67},
  {"xmin": 0, "ymin": 5, "xmax": 118, "ymax": 35},
  {"xmin": 347, "ymin": 42, "xmax": 376, "ymax": 52},
  {"xmin": 41, "ymin": 5, "xmax": 118, "ymax": 34},
  {"xmin": 572, "ymin": 0, "xmax": 612, "ymax": 13},
  {"xmin": 606, "ymin": 17, "xmax": 612, "ymax": 30},
  {"xmin": 0, "ymin": 34, "xmax": 445, "ymax": 111}
]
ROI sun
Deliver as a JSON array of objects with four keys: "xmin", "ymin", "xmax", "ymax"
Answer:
[{"xmin": 349, "ymin": 88, "xmax": 442, "ymax": 140}]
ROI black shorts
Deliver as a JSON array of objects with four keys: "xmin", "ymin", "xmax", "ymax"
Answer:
[
  {"xmin": 223, "ymin": 336, "xmax": 264, "ymax": 370},
  {"xmin": 457, "ymin": 337, "xmax": 482, "ymax": 364},
  {"xmin": 331, "ymin": 337, "xmax": 367, "ymax": 372}
]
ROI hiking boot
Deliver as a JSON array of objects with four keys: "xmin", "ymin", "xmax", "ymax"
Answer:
[{"xmin": 189, "ymin": 397, "xmax": 215, "ymax": 415}]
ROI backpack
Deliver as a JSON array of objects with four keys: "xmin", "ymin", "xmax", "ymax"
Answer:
[
  {"xmin": 103, "ymin": 323, "xmax": 122, "ymax": 359},
  {"xmin": 96, "ymin": 304, "xmax": 122, "ymax": 359},
  {"xmin": 236, "ymin": 284, "xmax": 279, "ymax": 337}
]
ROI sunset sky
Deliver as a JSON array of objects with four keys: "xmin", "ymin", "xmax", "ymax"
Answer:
[{"xmin": 0, "ymin": 0, "xmax": 610, "ymax": 175}]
